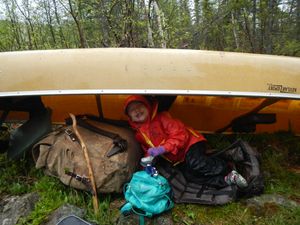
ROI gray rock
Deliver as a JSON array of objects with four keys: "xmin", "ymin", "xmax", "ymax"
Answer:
[
  {"xmin": 153, "ymin": 212, "xmax": 174, "ymax": 225},
  {"xmin": 0, "ymin": 192, "xmax": 39, "ymax": 225},
  {"xmin": 245, "ymin": 194, "xmax": 299, "ymax": 208},
  {"xmin": 42, "ymin": 203, "xmax": 86, "ymax": 225},
  {"xmin": 116, "ymin": 211, "xmax": 174, "ymax": 225}
]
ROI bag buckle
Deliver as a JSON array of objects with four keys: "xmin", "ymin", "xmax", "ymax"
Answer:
[
  {"xmin": 65, "ymin": 170, "xmax": 94, "ymax": 194},
  {"xmin": 65, "ymin": 129, "xmax": 77, "ymax": 142}
]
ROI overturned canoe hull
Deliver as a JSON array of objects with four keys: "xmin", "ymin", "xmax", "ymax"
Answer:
[
  {"xmin": 0, "ymin": 48, "xmax": 300, "ymax": 134},
  {"xmin": 0, "ymin": 48, "xmax": 299, "ymax": 98}
]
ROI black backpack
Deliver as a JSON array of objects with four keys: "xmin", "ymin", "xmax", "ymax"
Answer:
[{"xmin": 156, "ymin": 139, "xmax": 264, "ymax": 205}]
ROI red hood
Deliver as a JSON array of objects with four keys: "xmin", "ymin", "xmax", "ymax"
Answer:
[{"xmin": 124, "ymin": 95, "xmax": 158, "ymax": 128}]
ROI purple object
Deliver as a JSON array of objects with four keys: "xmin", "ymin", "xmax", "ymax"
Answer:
[{"xmin": 147, "ymin": 146, "xmax": 165, "ymax": 157}]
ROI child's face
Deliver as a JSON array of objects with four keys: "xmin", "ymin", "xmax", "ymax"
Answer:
[{"xmin": 127, "ymin": 101, "xmax": 149, "ymax": 123}]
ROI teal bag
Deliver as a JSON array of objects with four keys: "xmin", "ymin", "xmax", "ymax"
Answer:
[{"xmin": 120, "ymin": 171, "xmax": 174, "ymax": 223}]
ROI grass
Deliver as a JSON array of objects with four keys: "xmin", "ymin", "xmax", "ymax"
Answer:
[{"xmin": 1, "ymin": 132, "xmax": 300, "ymax": 225}]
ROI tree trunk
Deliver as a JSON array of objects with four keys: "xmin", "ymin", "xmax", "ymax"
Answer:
[
  {"xmin": 43, "ymin": 0, "xmax": 56, "ymax": 46},
  {"xmin": 67, "ymin": 0, "xmax": 88, "ymax": 48},
  {"xmin": 231, "ymin": 11, "xmax": 240, "ymax": 49},
  {"xmin": 297, "ymin": 0, "xmax": 300, "ymax": 40},
  {"xmin": 53, "ymin": 0, "xmax": 68, "ymax": 48},
  {"xmin": 252, "ymin": 0, "xmax": 257, "ymax": 52},
  {"xmin": 152, "ymin": 0, "xmax": 166, "ymax": 48},
  {"xmin": 13, "ymin": 0, "xmax": 37, "ymax": 49},
  {"xmin": 123, "ymin": 0, "xmax": 135, "ymax": 47},
  {"xmin": 105, "ymin": 0, "xmax": 122, "ymax": 46},
  {"xmin": 141, "ymin": 0, "xmax": 154, "ymax": 47},
  {"xmin": 96, "ymin": 0, "xmax": 110, "ymax": 47},
  {"xmin": 4, "ymin": 0, "xmax": 22, "ymax": 49},
  {"xmin": 243, "ymin": 8, "xmax": 254, "ymax": 52},
  {"xmin": 194, "ymin": 0, "xmax": 200, "ymax": 25},
  {"xmin": 265, "ymin": 0, "xmax": 275, "ymax": 54}
]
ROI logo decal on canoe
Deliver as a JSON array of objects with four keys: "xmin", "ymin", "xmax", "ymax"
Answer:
[{"xmin": 267, "ymin": 83, "xmax": 297, "ymax": 93}]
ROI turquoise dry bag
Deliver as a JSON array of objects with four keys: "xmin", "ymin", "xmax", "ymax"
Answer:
[{"xmin": 120, "ymin": 170, "xmax": 174, "ymax": 221}]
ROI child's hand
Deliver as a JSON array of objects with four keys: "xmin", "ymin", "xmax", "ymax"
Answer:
[{"xmin": 147, "ymin": 146, "xmax": 165, "ymax": 157}]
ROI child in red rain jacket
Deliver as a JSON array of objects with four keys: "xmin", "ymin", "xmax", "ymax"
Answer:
[{"xmin": 124, "ymin": 95, "xmax": 248, "ymax": 189}]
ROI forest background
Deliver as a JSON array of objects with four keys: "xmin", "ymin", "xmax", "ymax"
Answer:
[
  {"xmin": 0, "ymin": 0, "xmax": 299, "ymax": 56},
  {"xmin": 0, "ymin": 1, "xmax": 300, "ymax": 225}
]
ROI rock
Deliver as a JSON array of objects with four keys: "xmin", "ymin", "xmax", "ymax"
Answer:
[
  {"xmin": 116, "ymin": 211, "xmax": 174, "ymax": 225},
  {"xmin": 42, "ymin": 203, "xmax": 86, "ymax": 225},
  {"xmin": 153, "ymin": 212, "xmax": 174, "ymax": 225},
  {"xmin": 244, "ymin": 194, "xmax": 299, "ymax": 217},
  {"xmin": 245, "ymin": 194, "xmax": 299, "ymax": 208},
  {"xmin": 115, "ymin": 214, "xmax": 140, "ymax": 225},
  {"xmin": 0, "ymin": 192, "xmax": 39, "ymax": 225}
]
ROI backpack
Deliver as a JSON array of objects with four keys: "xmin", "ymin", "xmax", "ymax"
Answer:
[
  {"xmin": 32, "ymin": 116, "xmax": 142, "ymax": 193},
  {"xmin": 232, "ymin": 140, "xmax": 264, "ymax": 198},
  {"xmin": 156, "ymin": 139, "xmax": 263, "ymax": 205},
  {"xmin": 156, "ymin": 160, "xmax": 237, "ymax": 205},
  {"xmin": 120, "ymin": 171, "xmax": 174, "ymax": 223}
]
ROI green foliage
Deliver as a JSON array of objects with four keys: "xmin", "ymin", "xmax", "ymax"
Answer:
[
  {"xmin": 0, "ymin": 155, "xmax": 37, "ymax": 195},
  {"xmin": 0, "ymin": 153, "xmax": 116, "ymax": 225},
  {"xmin": 0, "ymin": 20, "xmax": 15, "ymax": 51},
  {"xmin": 275, "ymin": 40, "xmax": 300, "ymax": 57},
  {"xmin": 0, "ymin": 0, "xmax": 298, "ymax": 54}
]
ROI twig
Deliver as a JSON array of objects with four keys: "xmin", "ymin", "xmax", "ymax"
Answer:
[{"xmin": 69, "ymin": 113, "xmax": 99, "ymax": 215}]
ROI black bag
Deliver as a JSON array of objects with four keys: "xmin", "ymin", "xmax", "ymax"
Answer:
[
  {"xmin": 232, "ymin": 140, "xmax": 264, "ymax": 198},
  {"xmin": 156, "ymin": 139, "xmax": 264, "ymax": 205},
  {"xmin": 211, "ymin": 139, "xmax": 264, "ymax": 198},
  {"xmin": 156, "ymin": 160, "xmax": 237, "ymax": 205}
]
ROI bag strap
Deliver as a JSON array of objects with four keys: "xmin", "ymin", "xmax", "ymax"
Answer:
[
  {"xmin": 131, "ymin": 207, "xmax": 152, "ymax": 218},
  {"xmin": 120, "ymin": 200, "xmax": 149, "ymax": 225},
  {"xmin": 65, "ymin": 170, "xmax": 94, "ymax": 194},
  {"xmin": 208, "ymin": 139, "xmax": 242, "ymax": 158},
  {"xmin": 163, "ymin": 193, "xmax": 174, "ymax": 210},
  {"xmin": 66, "ymin": 116, "xmax": 128, "ymax": 157},
  {"xmin": 66, "ymin": 117, "xmax": 119, "ymax": 139}
]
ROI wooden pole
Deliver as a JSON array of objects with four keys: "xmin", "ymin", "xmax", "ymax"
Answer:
[{"xmin": 69, "ymin": 113, "xmax": 99, "ymax": 215}]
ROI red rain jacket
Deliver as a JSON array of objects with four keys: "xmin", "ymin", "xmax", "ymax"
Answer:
[{"xmin": 124, "ymin": 95, "xmax": 206, "ymax": 164}]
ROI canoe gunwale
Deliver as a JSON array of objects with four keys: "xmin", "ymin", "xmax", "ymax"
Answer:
[{"xmin": 1, "ymin": 89, "xmax": 300, "ymax": 99}]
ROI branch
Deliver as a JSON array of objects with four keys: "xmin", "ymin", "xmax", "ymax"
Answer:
[{"xmin": 69, "ymin": 113, "xmax": 99, "ymax": 215}]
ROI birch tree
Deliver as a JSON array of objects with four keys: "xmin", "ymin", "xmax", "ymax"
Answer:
[
  {"xmin": 58, "ymin": 0, "xmax": 88, "ymax": 48},
  {"xmin": 151, "ymin": 0, "xmax": 167, "ymax": 48}
]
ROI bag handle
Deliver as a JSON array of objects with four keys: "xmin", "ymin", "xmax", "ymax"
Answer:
[
  {"xmin": 65, "ymin": 115, "xmax": 122, "ymax": 140},
  {"xmin": 131, "ymin": 206, "xmax": 153, "ymax": 218},
  {"xmin": 66, "ymin": 116, "xmax": 127, "ymax": 157},
  {"xmin": 163, "ymin": 193, "xmax": 174, "ymax": 210}
]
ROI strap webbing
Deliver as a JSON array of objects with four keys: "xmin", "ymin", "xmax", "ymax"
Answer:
[
  {"xmin": 75, "ymin": 117, "xmax": 127, "ymax": 156},
  {"xmin": 139, "ymin": 215, "xmax": 145, "ymax": 225},
  {"xmin": 95, "ymin": 95, "xmax": 104, "ymax": 119},
  {"xmin": 77, "ymin": 118, "xmax": 119, "ymax": 140}
]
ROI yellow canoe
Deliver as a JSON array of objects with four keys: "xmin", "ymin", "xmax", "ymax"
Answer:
[{"xmin": 0, "ymin": 48, "xmax": 300, "ymax": 134}]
